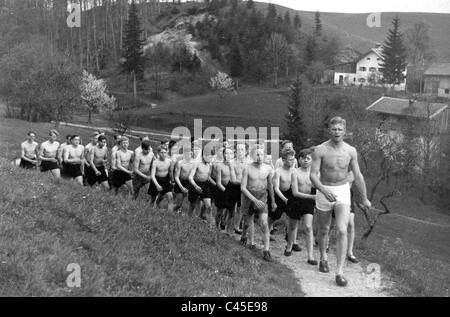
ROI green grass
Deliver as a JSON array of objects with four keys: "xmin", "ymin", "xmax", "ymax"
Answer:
[{"xmin": 0, "ymin": 159, "xmax": 304, "ymax": 296}]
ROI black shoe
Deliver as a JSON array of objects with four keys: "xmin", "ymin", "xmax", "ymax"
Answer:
[
  {"xmin": 270, "ymin": 236, "xmax": 276, "ymax": 242},
  {"xmin": 326, "ymin": 246, "xmax": 330, "ymax": 253},
  {"xmin": 284, "ymin": 248, "xmax": 292, "ymax": 256},
  {"xmin": 249, "ymin": 244, "xmax": 256, "ymax": 250},
  {"xmin": 263, "ymin": 251, "xmax": 273, "ymax": 262},
  {"xmin": 336, "ymin": 274, "xmax": 348, "ymax": 287},
  {"xmin": 270, "ymin": 227, "xmax": 278, "ymax": 234},
  {"xmin": 220, "ymin": 222, "xmax": 226, "ymax": 230},
  {"xmin": 292, "ymin": 244, "xmax": 302, "ymax": 252},
  {"xmin": 319, "ymin": 260, "xmax": 330, "ymax": 273},
  {"xmin": 307, "ymin": 259, "xmax": 318, "ymax": 266},
  {"xmin": 285, "ymin": 233, "xmax": 288, "ymax": 242},
  {"xmin": 234, "ymin": 228, "xmax": 242, "ymax": 235},
  {"xmin": 240, "ymin": 236, "xmax": 247, "ymax": 245},
  {"xmin": 347, "ymin": 255, "xmax": 359, "ymax": 264}
]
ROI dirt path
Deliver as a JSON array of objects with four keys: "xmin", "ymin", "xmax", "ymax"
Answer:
[{"xmin": 232, "ymin": 232, "xmax": 397, "ymax": 297}]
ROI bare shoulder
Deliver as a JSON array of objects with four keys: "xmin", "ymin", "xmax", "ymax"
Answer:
[
  {"xmin": 313, "ymin": 142, "xmax": 327, "ymax": 156},
  {"xmin": 344, "ymin": 142, "xmax": 357, "ymax": 156}
]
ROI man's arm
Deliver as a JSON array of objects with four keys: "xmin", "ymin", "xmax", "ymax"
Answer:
[
  {"xmin": 188, "ymin": 162, "xmax": 201, "ymax": 192},
  {"xmin": 273, "ymin": 169, "xmax": 286, "ymax": 202},
  {"xmin": 174, "ymin": 161, "xmax": 184, "ymax": 190},
  {"xmin": 349, "ymin": 147, "xmax": 371, "ymax": 208},
  {"xmin": 150, "ymin": 160, "xmax": 161, "ymax": 188},
  {"xmin": 88, "ymin": 148, "xmax": 100, "ymax": 175},
  {"xmin": 267, "ymin": 167, "xmax": 276, "ymax": 210},
  {"xmin": 39, "ymin": 143, "xmax": 50, "ymax": 162},
  {"xmin": 216, "ymin": 164, "xmax": 226, "ymax": 191},
  {"xmin": 21, "ymin": 143, "xmax": 35, "ymax": 163},
  {"xmin": 310, "ymin": 147, "xmax": 336, "ymax": 202},
  {"xmin": 80, "ymin": 147, "xmax": 85, "ymax": 175},
  {"xmin": 169, "ymin": 159, "xmax": 176, "ymax": 182},
  {"xmin": 240, "ymin": 167, "xmax": 257, "ymax": 203}
]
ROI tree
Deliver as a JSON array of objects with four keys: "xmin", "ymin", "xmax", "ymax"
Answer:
[
  {"xmin": 80, "ymin": 70, "xmax": 117, "ymax": 123},
  {"xmin": 314, "ymin": 11, "xmax": 322, "ymax": 37},
  {"xmin": 121, "ymin": 0, "xmax": 145, "ymax": 105},
  {"xmin": 305, "ymin": 35, "xmax": 317, "ymax": 65},
  {"xmin": 265, "ymin": 33, "xmax": 288, "ymax": 87},
  {"xmin": 146, "ymin": 42, "xmax": 171, "ymax": 100},
  {"xmin": 379, "ymin": 15, "xmax": 408, "ymax": 88},
  {"xmin": 283, "ymin": 12, "xmax": 291, "ymax": 27},
  {"xmin": 246, "ymin": 0, "xmax": 254, "ymax": 9},
  {"xmin": 209, "ymin": 71, "xmax": 234, "ymax": 102},
  {"xmin": 228, "ymin": 39, "xmax": 243, "ymax": 87},
  {"xmin": 293, "ymin": 13, "xmax": 301, "ymax": 29},
  {"xmin": 284, "ymin": 76, "xmax": 308, "ymax": 152}
]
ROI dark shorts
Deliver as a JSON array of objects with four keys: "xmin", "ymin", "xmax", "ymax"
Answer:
[
  {"xmin": 215, "ymin": 182, "xmax": 235, "ymax": 210},
  {"xmin": 133, "ymin": 173, "xmax": 150, "ymax": 192},
  {"xmin": 85, "ymin": 165, "xmax": 96, "ymax": 186},
  {"xmin": 188, "ymin": 180, "xmax": 211, "ymax": 203},
  {"xmin": 64, "ymin": 163, "xmax": 82, "ymax": 179},
  {"xmin": 210, "ymin": 180, "xmax": 218, "ymax": 202},
  {"xmin": 148, "ymin": 175, "xmax": 173, "ymax": 198},
  {"xmin": 241, "ymin": 189, "xmax": 268, "ymax": 216},
  {"xmin": 40, "ymin": 160, "xmax": 59, "ymax": 172},
  {"xmin": 287, "ymin": 188, "xmax": 316, "ymax": 220},
  {"xmin": 229, "ymin": 183, "xmax": 241, "ymax": 208},
  {"xmin": 174, "ymin": 178, "xmax": 191, "ymax": 194},
  {"xmin": 112, "ymin": 170, "xmax": 132, "ymax": 188},
  {"xmin": 20, "ymin": 158, "xmax": 36, "ymax": 170},
  {"xmin": 86, "ymin": 165, "xmax": 108, "ymax": 186},
  {"xmin": 270, "ymin": 189, "xmax": 292, "ymax": 221}
]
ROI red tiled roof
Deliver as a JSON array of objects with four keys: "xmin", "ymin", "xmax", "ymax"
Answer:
[{"xmin": 366, "ymin": 97, "xmax": 448, "ymax": 119}]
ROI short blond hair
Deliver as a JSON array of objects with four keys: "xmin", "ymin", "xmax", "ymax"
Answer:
[{"xmin": 328, "ymin": 116, "xmax": 346, "ymax": 128}]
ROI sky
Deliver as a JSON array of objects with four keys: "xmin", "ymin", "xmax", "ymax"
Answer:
[{"xmin": 257, "ymin": 0, "xmax": 450, "ymax": 14}]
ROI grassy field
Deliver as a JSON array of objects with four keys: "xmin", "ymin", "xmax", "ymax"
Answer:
[{"xmin": 0, "ymin": 160, "xmax": 304, "ymax": 296}]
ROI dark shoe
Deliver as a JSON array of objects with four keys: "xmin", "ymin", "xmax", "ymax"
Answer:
[
  {"xmin": 240, "ymin": 236, "xmax": 247, "ymax": 245},
  {"xmin": 292, "ymin": 244, "xmax": 302, "ymax": 252},
  {"xmin": 319, "ymin": 260, "xmax": 330, "ymax": 273},
  {"xmin": 336, "ymin": 274, "xmax": 348, "ymax": 287},
  {"xmin": 326, "ymin": 246, "xmax": 330, "ymax": 253},
  {"xmin": 285, "ymin": 233, "xmax": 288, "ymax": 242},
  {"xmin": 220, "ymin": 222, "xmax": 226, "ymax": 230},
  {"xmin": 270, "ymin": 236, "xmax": 276, "ymax": 242},
  {"xmin": 249, "ymin": 244, "xmax": 256, "ymax": 250},
  {"xmin": 270, "ymin": 227, "xmax": 278, "ymax": 234},
  {"xmin": 263, "ymin": 251, "xmax": 273, "ymax": 262},
  {"xmin": 347, "ymin": 255, "xmax": 359, "ymax": 264},
  {"xmin": 234, "ymin": 228, "xmax": 242, "ymax": 235},
  {"xmin": 284, "ymin": 248, "xmax": 292, "ymax": 257},
  {"xmin": 307, "ymin": 259, "xmax": 318, "ymax": 265}
]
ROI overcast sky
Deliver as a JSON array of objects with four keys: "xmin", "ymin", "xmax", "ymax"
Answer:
[{"xmin": 257, "ymin": 0, "xmax": 450, "ymax": 14}]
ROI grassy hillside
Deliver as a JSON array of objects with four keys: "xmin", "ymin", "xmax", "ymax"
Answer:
[
  {"xmin": 254, "ymin": 2, "xmax": 450, "ymax": 61},
  {"xmin": 0, "ymin": 159, "xmax": 303, "ymax": 296}
]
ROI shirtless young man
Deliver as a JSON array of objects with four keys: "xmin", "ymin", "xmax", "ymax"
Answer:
[
  {"xmin": 288, "ymin": 148, "xmax": 317, "ymax": 264},
  {"xmin": 57, "ymin": 134, "xmax": 72, "ymax": 177},
  {"xmin": 39, "ymin": 129, "xmax": 61, "ymax": 178},
  {"xmin": 135, "ymin": 136, "xmax": 151, "ymax": 157},
  {"xmin": 84, "ymin": 132, "xmax": 100, "ymax": 186},
  {"xmin": 113, "ymin": 136, "xmax": 134, "ymax": 196},
  {"xmin": 215, "ymin": 147, "xmax": 237, "ymax": 234},
  {"xmin": 240, "ymin": 145, "xmax": 277, "ymax": 262},
  {"xmin": 173, "ymin": 145, "xmax": 195, "ymax": 212},
  {"xmin": 271, "ymin": 148, "xmax": 301, "ymax": 252},
  {"xmin": 310, "ymin": 116, "xmax": 371, "ymax": 287},
  {"xmin": 63, "ymin": 135, "xmax": 85, "ymax": 185},
  {"xmin": 133, "ymin": 140, "xmax": 154, "ymax": 199},
  {"xmin": 148, "ymin": 145, "xmax": 174, "ymax": 211},
  {"xmin": 20, "ymin": 131, "xmax": 39, "ymax": 169},
  {"xmin": 230, "ymin": 143, "xmax": 249, "ymax": 234},
  {"xmin": 87, "ymin": 134, "xmax": 110, "ymax": 190},
  {"xmin": 275, "ymin": 140, "xmax": 298, "ymax": 169},
  {"xmin": 188, "ymin": 151, "xmax": 213, "ymax": 223}
]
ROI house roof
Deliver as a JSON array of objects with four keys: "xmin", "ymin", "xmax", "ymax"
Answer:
[
  {"xmin": 424, "ymin": 63, "xmax": 450, "ymax": 76},
  {"xmin": 358, "ymin": 47, "xmax": 383, "ymax": 62},
  {"xmin": 366, "ymin": 97, "xmax": 448, "ymax": 119}
]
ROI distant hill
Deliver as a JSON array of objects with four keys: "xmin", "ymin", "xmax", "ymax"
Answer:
[{"xmin": 253, "ymin": 2, "xmax": 450, "ymax": 62}]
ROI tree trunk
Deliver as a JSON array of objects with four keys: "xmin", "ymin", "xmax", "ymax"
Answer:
[
  {"xmin": 93, "ymin": 0, "xmax": 100, "ymax": 73},
  {"xmin": 88, "ymin": 109, "xmax": 92, "ymax": 123},
  {"xmin": 133, "ymin": 71, "xmax": 137, "ymax": 106}
]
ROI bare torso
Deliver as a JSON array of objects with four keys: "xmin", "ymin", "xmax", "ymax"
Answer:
[
  {"xmin": 178, "ymin": 159, "xmax": 195, "ymax": 180},
  {"xmin": 246, "ymin": 163, "xmax": 272, "ymax": 192},
  {"xmin": 116, "ymin": 150, "xmax": 133, "ymax": 170},
  {"xmin": 318, "ymin": 141, "xmax": 353, "ymax": 186},
  {"xmin": 275, "ymin": 167, "xmax": 293, "ymax": 192},
  {"xmin": 194, "ymin": 162, "xmax": 211, "ymax": 182},
  {"xmin": 154, "ymin": 159, "xmax": 171, "ymax": 178},
  {"xmin": 22, "ymin": 141, "xmax": 38, "ymax": 159}
]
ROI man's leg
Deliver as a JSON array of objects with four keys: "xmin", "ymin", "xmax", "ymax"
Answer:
[
  {"xmin": 165, "ymin": 192, "xmax": 174, "ymax": 212},
  {"xmin": 286, "ymin": 217, "xmax": 298, "ymax": 252},
  {"xmin": 125, "ymin": 180, "xmax": 134, "ymax": 198},
  {"xmin": 75, "ymin": 176, "xmax": 84, "ymax": 186},
  {"xmin": 215, "ymin": 208, "xmax": 225, "ymax": 228},
  {"xmin": 51, "ymin": 168, "xmax": 61, "ymax": 178},
  {"xmin": 304, "ymin": 214, "xmax": 316, "ymax": 262},
  {"xmin": 248, "ymin": 214, "xmax": 255, "ymax": 247},
  {"xmin": 334, "ymin": 204, "xmax": 351, "ymax": 277},
  {"xmin": 100, "ymin": 181, "xmax": 110, "ymax": 191},
  {"xmin": 316, "ymin": 208, "xmax": 332, "ymax": 262},
  {"xmin": 234, "ymin": 205, "xmax": 243, "ymax": 233},
  {"xmin": 347, "ymin": 212, "xmax": 356, "ymax": 259},
  {"xmin": 259, "ymin": 212, "xmax": 270, "ymax": 251},
  {"xmin": 173, "ymin": 193, "xmax": 185, "ymax": 212},
  {"xmin": 203, "ymin": 198, "xmax": 214, "ymax": 227}
]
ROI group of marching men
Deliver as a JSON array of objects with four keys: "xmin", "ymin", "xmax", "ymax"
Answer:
[{"xmin": 19, "ymin": 116, "xmax": 372, "ymax": 287}]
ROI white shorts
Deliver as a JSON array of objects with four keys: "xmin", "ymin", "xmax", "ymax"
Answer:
[{"xmin": 315, "ymin": 182, "xmax": 351, "ymax": 212}]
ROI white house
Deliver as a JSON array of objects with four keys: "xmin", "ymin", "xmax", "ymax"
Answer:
[{"xmin": 334, "ymin": 44, "xmax": 407, "ymax": 90}]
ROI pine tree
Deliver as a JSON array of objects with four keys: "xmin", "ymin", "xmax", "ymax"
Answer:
[
  {"xmin": 285, "ymin": 77, "xmax": 307, "ymax": 151},
  {"xmin": 246, "ymin": 0, "xmax": 254, "ymax": 10},
  {"xmin": 305, "ymin": 35, "xmax": 317, "ymax": 65},
  {"xmin": 266, "ymin": 3, "xmax": 277, "ymax": 25},
  {"xmin": 379, "ymin": 15, "xmax": 408, "ymax": 87},
  {"xmin": 229, "ymin": 39, "xmax": 243, "ymax": 79},
  {"xmin": 314, "ymin": 11, "xmax": 322, "ymax": 37},
  {"xmin": 294, "ymin": 13, "xmax": 301, "ymax": 29},
  {"xmin": 121, "ymin": 0, "xmax": 145, "ymax": 104},
  {"xmin": 284, "ymin": 12, "xmax": 291, "ymax": 26}
]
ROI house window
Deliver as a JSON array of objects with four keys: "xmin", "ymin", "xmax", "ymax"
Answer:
[
  {"xmin": 359, "ymin": 67, "xmax": 366, "ymax": 71},
  {"xmin": 358, "ymin": 78, "xmax": 366, "ymax": 83},
  {"xmin": 353, "ymin": 77, "xmax": 356, "ymax": 82},
  {"xmin": 366, "ymin": 57, "xmax": 371, "ymax": 60},
  {"xmin": 369, "ymin": 67, "xmax": 377, "ymax": 72},
  {"xmin": 445, "ymin": 89, "xmax": 450, "ymax": 94}
]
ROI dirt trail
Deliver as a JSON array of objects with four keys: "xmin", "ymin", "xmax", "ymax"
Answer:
[{"xmin": 233, "ymin": 232, "xmax": 397, "ymax": 297}]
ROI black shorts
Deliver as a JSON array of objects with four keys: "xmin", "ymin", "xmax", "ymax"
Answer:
[
  {"xmin": 86, "ymin": 165, "xmax": 108, "ymax": 185},
  {"xmin": 215, "ymin": 182, "xmax": 235, "ymax": 210},
  {"xmin": 148, "ymin": 175, "xmax": 173, "ymax": 198},
  {"xmin": 20, "ymin": 158, "xmax": 36, "ymax": 170},
  {"xmin": 133, "ymin": 173, "xmax": 150, "ymax": 192},
  {"xmin": 188, "ymin": 180, "xmax": 211, "ymax": 203},
  {"xmin": 40, "ymin": 160, "xmax": 59, "ymax": 172},
  {"xmin": 64, "ymin": 163, "xmax": 82, "ymax": 179},
  {"xmin": 113, "ymin": 170, "xmax": 132, "ymax": 188},
  {"xmin": 210, "ymin": 180, "xmax": 218, "ymax": 202},
  {"xmin": 229, "ymin": 183, "xmax": 241, "ymax": 208},
  {"xmin": 270, "ymin": 189, "xmax": 292, "ymax": 221},
  {"xmin": 85, "ymin": 165, "xmax": 96, "ymax": 186},
  {"xmin": 286, "ymin": 188, "xmax": 316, "ymax": 220},
  {"xmin": 174, "ymin": 178, "xmax": 190, "ymax": 194}
]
